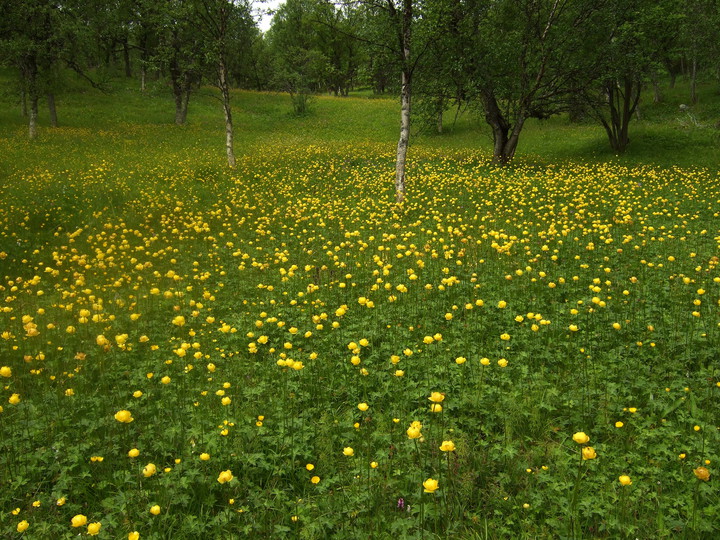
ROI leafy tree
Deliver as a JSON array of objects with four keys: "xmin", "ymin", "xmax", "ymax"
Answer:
[
  {"xmin": 573, "ymin": 0, "xmax": 683, "ymax": 152},
  {"xmin": 0, "ymin": 0, "xmax": 90, "ymax": 137}
]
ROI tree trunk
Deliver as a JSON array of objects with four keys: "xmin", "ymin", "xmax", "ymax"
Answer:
[
  {"xmin": 123, "ymin": 39, "xmax": 132, "ymax": 78},
  {"xmin": 391, "ymin": 0, "xmax": 412, "ymax": 203},
  {"xmin": 436, "ymin": 98, "xmax": 444, "ymax": 134},
  {"xmin": 47, "ymin": 93, "xmax": 57, "ymax": 127},
  {"xmin": 395, "ymin": 68, "xmax": 410, "ymax": 202},
  {"xmin": 482, "ymin": 90, "xmax": 518, "ymax": 164},
  {"xmin": 21, "ymin": 88, "xmax": 27, "ymax": 117},
  {"xmin": 180, "ymin": 86, "xmax": 190, "ymax": 125},
  {"xmin": 218, "ymin": 59, "xmax": 236, "ymax": 168},
  {"xmin": 690, "ymin": 55, "xmax": 698, "ymax": 105},
  {"xmin": 141, "ymin": 66, "xmax": 146, "ymax": 93},
  {"xmin": 173, "ymin": 86, "xmax": 184, "ymax": 125},
  {"xmin": 29, "ymin": 93, "xmax": 38, "ymax": 139},
  {"xmin": 600, "ymin": 78, "xmax": 640, "ymax": 153}
]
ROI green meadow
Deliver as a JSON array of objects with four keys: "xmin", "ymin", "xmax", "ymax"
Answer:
[{"xmin": 1, "ymin": 75, "xmax": 720, "ymax": 538}]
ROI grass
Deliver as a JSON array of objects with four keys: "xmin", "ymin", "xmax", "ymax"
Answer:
[{"xmin": 1, "ymin": 70, "xmax": 719, "ymax": 539}]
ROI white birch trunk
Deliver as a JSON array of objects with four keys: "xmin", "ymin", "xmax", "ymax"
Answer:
[
  {"xmin": 219, "ymin": 60, "xmax": 236, "ymax": 168},
  {"xmin": 395, "ymin": 69, "xmax": 410, "ymax": 203}
]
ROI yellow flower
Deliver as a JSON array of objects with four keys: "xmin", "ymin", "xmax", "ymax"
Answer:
[
  {"xmin": 65, "ymin": 388, "xmax": 74, "ymax": 396},
  {"xmin": 423, "ymin": 478, "xmax": 439, "ymax": 493},
  {"xmin": 161, "ymin": 376, "xmax": 171, "ymax": 384},
  {"xmin": 310, "ymin": 475, "xmax": 320, "ymax": 484},
  {"xmin": 455, "ymin": 357, "xmax": 466, "ymax": 365},
  {"xmin": 480, "ymin": 357, "xmax": 490, "ymax": 366},
  {"xmin": 0, "ymin": 366, "xmax": 11, "ymax": 377},
  {"xmin": 114, "ymin": 409, "xmax": 134, "ymax": 423},
  {"xmin": 143, "ymin": 463, "xmax": 157, "ymax": 477},
  {"xmin": 343, "ymin": 447, "xmax": 354, "ymax": 457},
  {"xmin": 430, "ymin": 403, "xmax": 443, "ymax": 413},
  {"xmin": 87, "ymin": 522, "xmax": 102, "ymax": 535},
  {"xmin": 71, "ymin": 514, "xmax": 87, "ymax": 527},
  {"xmin": 56, "ymin": 497, "xmax": 66, "ymax": 506},
  {"xmin": 128, "ymin": 448, "xmax": 140, "ymax": 458},
  {"xmin": 497, "ymin": 301, "xmax": 507, "ymax": 308},
  {"xmin": 200, "ymin": 453, "xmax": 210, "ymax": 461},
  {"xmin": 172, "ymin": 315, "xmax": 185, "ymax": 326},
  {"xmin": 497, "ymin": 358, "xmax": 508, "ymax": 367},
  {"xmin": 357, "ymin": 402, "xmax": 369, "ymax": 412},
  {"xmin": 694, "ymin": 467, "xmax": 710, "ymax": 481},
  {"xmin": 428, "ymin": 392, "xmax": 445, "ymax": 403},
  {"xmin": 615, "ymin": 421, "xmax": 624, "ymax": 428},
  {"xmin": 572, "ymin": 432, "xmax": 590, "ymax": 444},
  {"xmin": 370, "ymin": 461, "xmax": 378, "ymax": 468},
  {"xmin": 582, "ymin": 447, "xmax": 597, "ymax": 460},
  {"xmin": 569, "ymin": 324, "xmax": 578, "ymax": 332},
  {"xmin": 407, "ymin": 426, "xmax": 422, "ymax": 439},
  {"xmin": 439, "ymin": 440, "xmax": 456, "ymax": 452},
  {"xmin": 150, "ymin": 505, "xmax": 161, "ymax": 515},
  {"xmin": 128, "ymin": 532, "xmax": 140, "ymax": 540},
  {"xmin": 218, "ymin": 469, "xmax": 234, "ymax": 484},
  {"xmin": 17, "ymin": 520, "xmax": 29, "ymax": 533},
  {"xmin": 306, "ymin": 463, "xmax": 314, "ymax": 471},
  {"xmin": 133, "ymin": 390, "xmax": 143, "ymax": 398},
  {"xmin": 500, "ymin": 333, "xmax": 510, "ymax": 341},
  {"xmin": 9, "ymin": 393, "xmax": 20, "ymax": 405},
  {"xmin": 619, "ymin": 475, "xmax": 632, "ymax": 486}
]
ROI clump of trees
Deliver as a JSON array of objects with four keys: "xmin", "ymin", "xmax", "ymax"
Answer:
[{"xmin": 2, "ymin": 0, "xmax": 719, "ymax": 194}]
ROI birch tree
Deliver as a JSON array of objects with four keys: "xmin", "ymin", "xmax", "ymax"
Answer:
[
  {"xmin": 195, "ymin": 0, "xmax": 248, "ymax": 168},
  {"xmin": 388, "ymin": 0, "xmax": 412, "ymax": 202}
]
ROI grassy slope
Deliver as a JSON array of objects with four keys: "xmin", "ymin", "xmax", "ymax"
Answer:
[{"xmin": 1, "ymin": 69, "xmax": 719, "ymax": 175}]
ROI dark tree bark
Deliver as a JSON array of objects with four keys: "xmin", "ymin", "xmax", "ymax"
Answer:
[
  {"xmin": 21, "ymin": 88, "xmax": 27, "ymax": 117},
  {"xmin": 47, "ymin": 93, "xmax": 57, "ymax": 127},
  {"xmin": 123, "ymin": 38, "xmax": 132, "ymax": 77},
  {"xmin": 482, "ymin": 90, "xmax": 525, "ymax": 164},
  {"xmin": 690, "ymin": 55, "xmax": 698, "ymax": 105},
  {"xmin": 597, "ymin": 77, "xmax": 641, "ymax": 153}
]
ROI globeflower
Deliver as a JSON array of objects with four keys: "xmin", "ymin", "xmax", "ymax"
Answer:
[
  {"xmin": 0, "ymin": 366, "xmax": 11, "ymax": 377},
  {"xmin": 428, "ymin": 392, "xmax": 445, "ymax": 403},
  {"xmin": 128, "ymin": 532, "xmax": 140, "ymax": 540},
  {"xmin": 71, "ymin": 514, "xmax": 87, "ymax": 527},
  {"xmin": 9, "ymin": 393, "xmax": 20, "ymax": 405},
  {"xmin": 423, "ymin": 478, "xmax": 439, "ymax": 493},
  {"xmin": 694, "ymin": 466, "xmax": 710, "ymax": 481},
  {"xmin": 357, "ymin": 402, "xmax": 369, "ymax": 412},
  {"xmin": 439, "ymin": 440, "xmax": 456, "ymax": 452},
  {"xmin": 619, "ymin": 475, "xmax": 632, "ymax": 486},
  {"xmin": 343, "ymin": 447, "xmax": 354, "ymax": 457},
  {"xmin": 407, "ymin": 426, "xmax": 422, "ymax": 439},
  {"xmin": 143, "ymin": 463, "xmax": 157, "ymax": 477},
  {"xmin": 572, "ymin": 432, "xmax": 590, "ymax": 444},
  {"xmin": 150, "ymin": 505, "xmax": 160, "ymax": 515},
  {"xmin": 114, "ymin": 409, "xmax": 134, "ymax": 423},
  {"xmin": 582, "ymin": 447, "xmax": 597, "ymax": 460},
  {"xmin": 217, "ymin": 469, "xmax": 234, "ymax": 484},
  {"xmin": 17, "ymin": 520, "xmax": 29, "ymax": 533},
  {"xmin": 87, "ymin": 522, "xmax": 101, "ymax": 535}
]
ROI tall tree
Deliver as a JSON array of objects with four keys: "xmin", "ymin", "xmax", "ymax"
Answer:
[
  {"xmin": 195, "ymin": 0, "xmax": 253, "ymax": 167},
  {"xmin": 0, "ymin": 0, "xmax": 77, "ymax": 137},
  {"xmin": 573, "ymin": 0, "xmax": 682, "ymax": 152}
]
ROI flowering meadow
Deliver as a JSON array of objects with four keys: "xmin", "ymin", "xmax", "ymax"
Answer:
[{"xmin": 1, "ymin": 89, "xmax": 720, "ymax": 539}]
